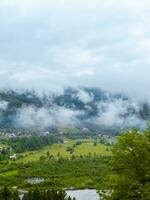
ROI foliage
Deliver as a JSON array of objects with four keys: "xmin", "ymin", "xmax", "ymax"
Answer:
[
  {"xmin": 7, "ymin": 135, "xmax": 63, "ymax": 153},
  {"xmin": 0, "ymin": 187, "xmax": 75, "ymax": 200},
  {"xmin": 22, "ymin": 189, "xmax": 75, "ymax": 200},
  {"xmin": 0, "ymin": 156, "xmax": 108, "ymax": 189},
  {"xmin": 101, "ymin": 129, "xmax": 150, "ymax": 200},
  {"xmin": 18, "ymin": 139, "xmax": 111, "ymax": 162},
  {"xmin": 0, "ymin": 187, "xmax": 20, "ymax": 200}
]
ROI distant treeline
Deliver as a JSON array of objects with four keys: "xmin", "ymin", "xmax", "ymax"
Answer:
[{"xmin": 7, "ymin": 135, "xmax": 63, "ymax": 153}]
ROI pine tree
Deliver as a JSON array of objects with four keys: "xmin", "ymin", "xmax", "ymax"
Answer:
[
  {"xmin": 0, "ymin": 186, "xmax": 12, "ymax": 200},
  {"xmin": 13, "ymin": 190, "xmax": 20, "ymax": 200}
]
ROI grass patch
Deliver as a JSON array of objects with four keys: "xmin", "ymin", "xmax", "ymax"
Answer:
[{"xmin": 18, "ymin": 139, "xmax": 111, "ymax": 162}]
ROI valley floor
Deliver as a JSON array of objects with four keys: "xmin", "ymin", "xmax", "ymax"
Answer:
[{"xmin": 0, "ymin": 139, "xmax": 111, "ymax": 190}]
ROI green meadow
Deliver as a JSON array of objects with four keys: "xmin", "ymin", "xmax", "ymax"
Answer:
[
  {"xmin": 19, "ymin": 139, "xmax": 111, "ymax": 162},
  {"xmin": 0, "ymin": 139, "xmax": 111, "ymax": 189}
]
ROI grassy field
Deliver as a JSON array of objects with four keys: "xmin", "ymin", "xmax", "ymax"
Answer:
[
  {"xmin": 0, "ymin": 139, "xmax": 112, "ymax": 189},
  {"xmin": 19, "ymin": 139, "xmax": 111, "ymax": 162},
  {"xmin": 0, "ymin": 156, "xmax": 109, "ymax": 189}
]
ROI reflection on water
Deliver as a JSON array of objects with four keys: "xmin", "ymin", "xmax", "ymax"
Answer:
[
  {"xmin": 66, "ymin": 189, "xmax": 99, "ymax": 200},
  {"xmin": 26, "ymin": 177, "xmax": 45, "ymax": 184}
]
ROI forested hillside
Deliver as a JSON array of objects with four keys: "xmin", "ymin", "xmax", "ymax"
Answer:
[{"xmin": 0, "ymin": 88, "xmax": 149, "ymax": 135}]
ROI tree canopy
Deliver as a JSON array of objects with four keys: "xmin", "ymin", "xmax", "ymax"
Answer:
[
  {"xmin": 101, "ymin": 128, "xmax": 150, "ymax": 200},
  {"xmin": 0, "ymin": 187, "xmax": 75, "ymax": 200}
]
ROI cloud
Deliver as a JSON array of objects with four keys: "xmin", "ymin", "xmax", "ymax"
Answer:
[
  {"xmin": 14, "ymin": 94, "xmax": 145, "ymax": 130},
  {"xmin": 0, "ymin": 101, "xmax": 8, "ymax": 110},
  {"xmin": 0, "ymin": 0, "xmax": 150, "ymax": 100},
  {"xmin": 15, "ymin": 105, "xmax": 83, "ymax": 129},
  {"xmin": 77, "ymin": 89, "xmax": 94, "ymax": 103},
  {"xmin": 92, "ymin": 99, "xmax": 146, "ymax": 129}
]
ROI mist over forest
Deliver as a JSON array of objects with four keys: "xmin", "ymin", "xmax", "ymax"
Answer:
[{"xmin": 0, "ymin": 87, "xmax": 149, "ymax": 134}]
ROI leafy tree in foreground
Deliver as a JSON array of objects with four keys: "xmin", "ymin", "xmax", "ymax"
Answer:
[{"xmin": 101, "ymin": 129, "xmax": 150, "ymax": 200}]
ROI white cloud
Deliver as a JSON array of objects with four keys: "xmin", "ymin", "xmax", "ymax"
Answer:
[
  {"xmin": 92, "ymin": 99, "xmax": 146, "ymax": 129},
  {"xmin": 0, "ymin": 0, "xmax": 150, "ymax": 100},
  {"xmin": 0, "ymin": 101, "xmax": 8, "ymax": 110},
  {"xmin": 77, "ymin": 90, "xmax": 94, "ymax": 103},
  {"xmin": 15, "ymin": 105, "xmax": 83, "ymax": 129}
]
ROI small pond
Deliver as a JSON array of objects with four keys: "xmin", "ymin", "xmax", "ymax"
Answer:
[
  {"xmin": 66, "ymin": 189, "xmax": 99, "ymax": 200},
  {"xmin": 26, "ymin": 177, "xmax": 45, "ymax": 185}
]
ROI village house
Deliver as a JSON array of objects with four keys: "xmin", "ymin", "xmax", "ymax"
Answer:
[{"xmin": 10, "ymin": 154, "xmax": 17, "ymax": 160}]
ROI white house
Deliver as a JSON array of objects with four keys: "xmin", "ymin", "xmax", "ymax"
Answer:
[{"xmin": 10, "ymin": 154, "xmax": 17, "ymax": 160}]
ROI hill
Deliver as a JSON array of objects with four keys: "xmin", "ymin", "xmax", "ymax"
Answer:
[{"xmin": 0, "ymin": 88, "xmax": 149, "ymax": 135}]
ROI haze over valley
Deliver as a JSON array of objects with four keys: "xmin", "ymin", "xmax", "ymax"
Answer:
[{"xmin": 0, "ymin": 88, "xmax": 149, "ymax": 134}]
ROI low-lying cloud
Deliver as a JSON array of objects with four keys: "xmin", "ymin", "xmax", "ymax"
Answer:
[
  {"xmin": 92, "ymin": 99, "xmax": 146, "ymax": 129},
  {"xmin": 0, "ymin": 101, "xmax": 8, "ymax": 111},
  {"xmin": 15, "ymin": 105, "xmax": 83, "ymax": 129},
  {"xmin": 77, "ymin": 89, "xmax": 94, "ymax": 103},
  {"xmin": 12, "ymin": 89, "xmax": 148, "ymax": 131}
]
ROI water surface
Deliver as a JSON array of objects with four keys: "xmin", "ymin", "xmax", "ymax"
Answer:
[
  {"xmin": 66, "ymin": 189, "xmax": 99, "ymax": 200},
  {"xmin": 26, "ymin": 177, "xmax": 45, "ymax": 184}
]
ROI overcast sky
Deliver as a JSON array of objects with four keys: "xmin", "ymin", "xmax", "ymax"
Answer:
[{"xmin": 0, "ymin": 0, "xmax": 150, "ymax": 99}]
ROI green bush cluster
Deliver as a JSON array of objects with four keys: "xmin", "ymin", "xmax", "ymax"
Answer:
[{"xmin": 0, "ymin": 187, "xmax": 75, "ymax": 200}]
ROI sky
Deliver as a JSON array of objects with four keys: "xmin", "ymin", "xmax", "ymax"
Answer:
[{"xmin": 0, "ymin": 0, "xmax": 150, "ymax": 99}]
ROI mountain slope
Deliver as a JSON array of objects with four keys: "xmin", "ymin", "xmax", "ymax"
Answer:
[{"xmin": 0, "ymin": 88, "xmax": 149, "ymax": 134}]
